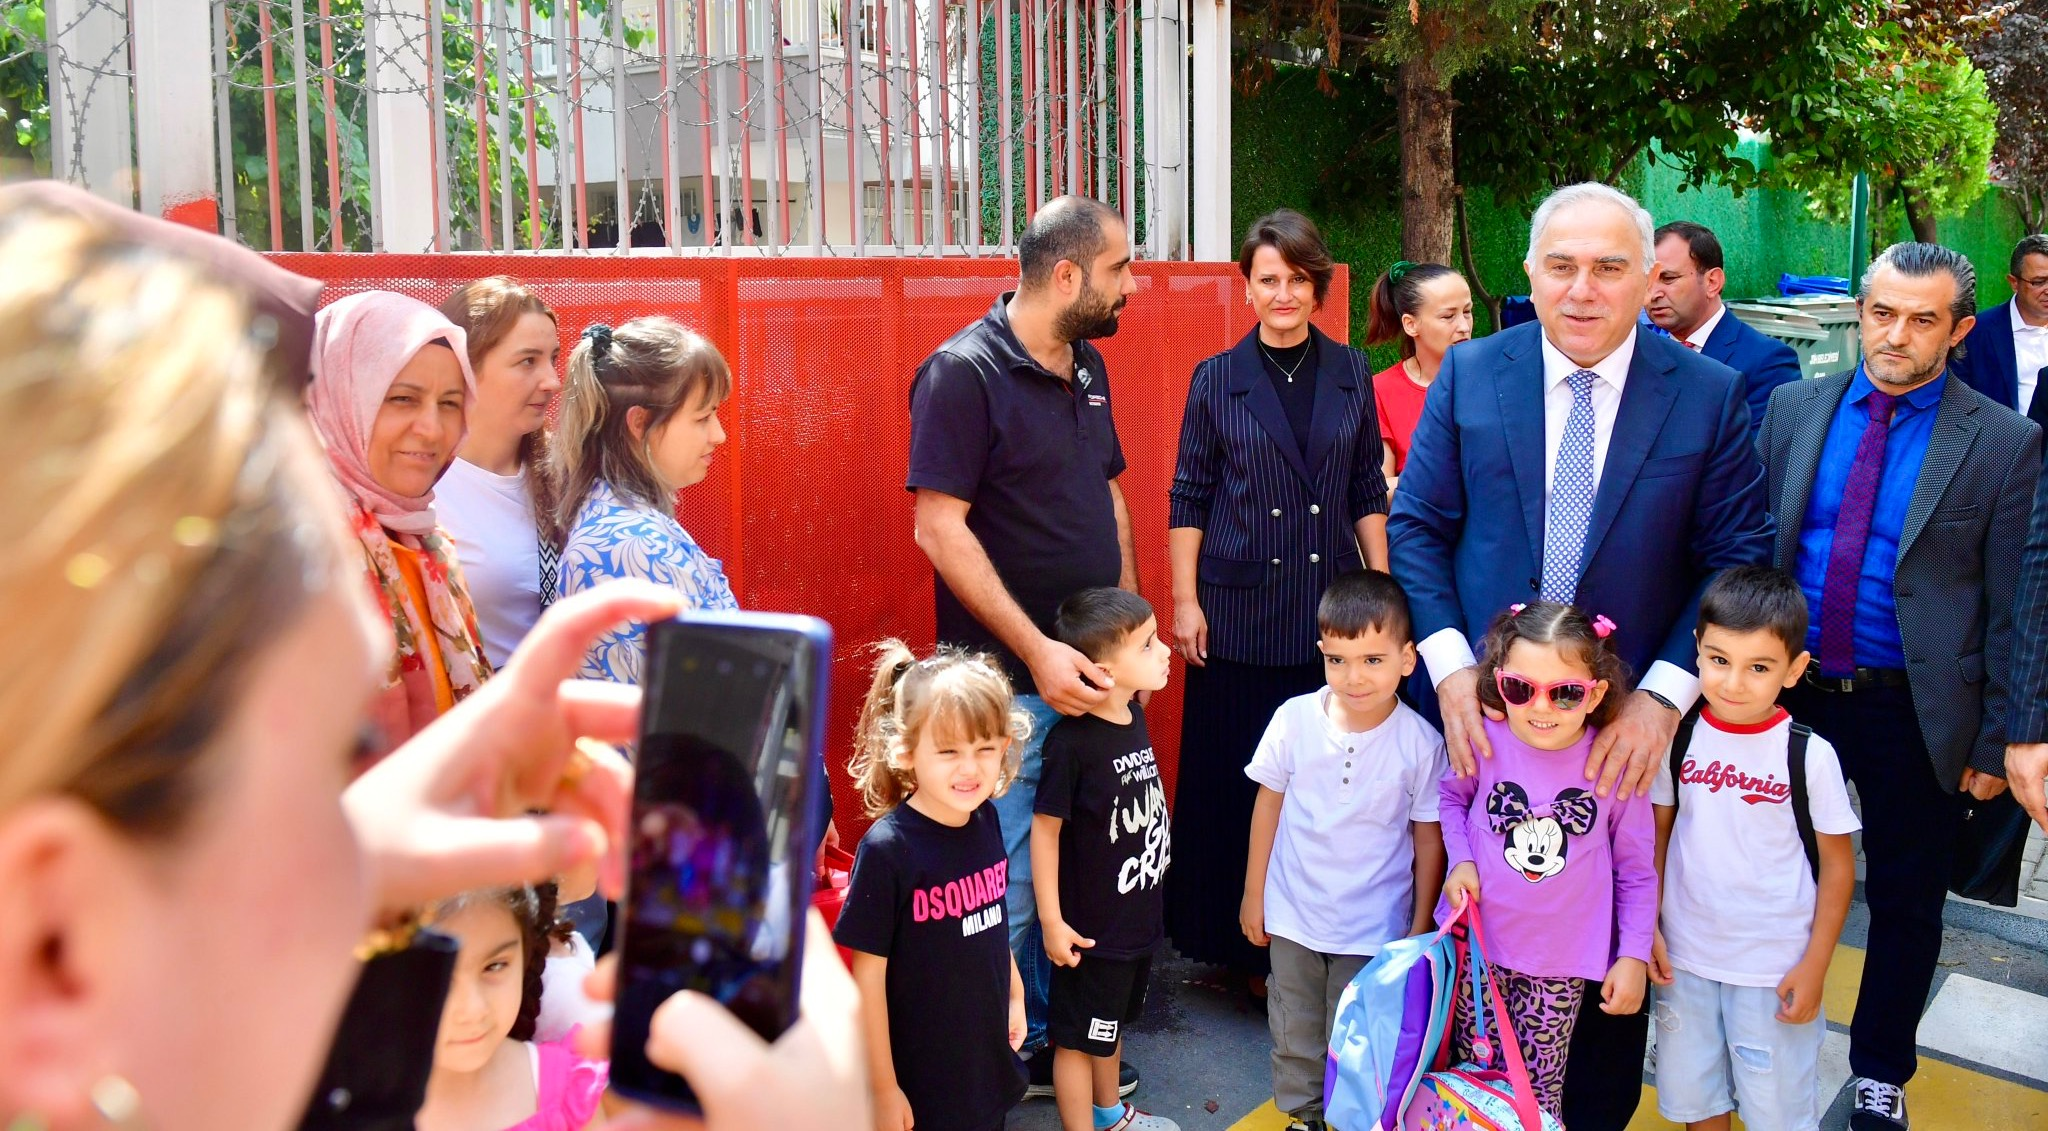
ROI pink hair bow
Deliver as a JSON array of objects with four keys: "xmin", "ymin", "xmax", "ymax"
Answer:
[
  {"xmin": 1509, "ymin": 603, "xmax": 1528, "ymax": 615},
  {"xmin": 1592, "ymin": 614, "xmax": 1618, "ymax": 638}
]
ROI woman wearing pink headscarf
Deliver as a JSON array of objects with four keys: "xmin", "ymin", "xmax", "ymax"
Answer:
[{"xmin": 311, "ymin": 290, "xmax": 492, "ymax": 763}]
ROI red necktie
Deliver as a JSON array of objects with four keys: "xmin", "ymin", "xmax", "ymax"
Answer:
[
  {"xmin": 1681, "ymin": 339, "xmax": 1700, "ymax": 351},
  {"xmin": 1817, "ymin": 391, "xmax": 1898, "ymax": 676}
]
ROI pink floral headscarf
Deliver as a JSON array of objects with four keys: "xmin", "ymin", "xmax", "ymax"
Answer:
[{"xmin": 309, "ymin": 290, "xmax": 477, "ymax": 539}]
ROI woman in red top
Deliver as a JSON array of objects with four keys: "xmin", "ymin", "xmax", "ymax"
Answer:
[{"xmin": 1365, "ymin": 261, "xmax": 1473, "ymax": 489}]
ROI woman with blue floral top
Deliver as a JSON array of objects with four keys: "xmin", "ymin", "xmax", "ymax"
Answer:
[{"xmin": 552, "ymin": 317, "xmax": 737, "ymax": 685}]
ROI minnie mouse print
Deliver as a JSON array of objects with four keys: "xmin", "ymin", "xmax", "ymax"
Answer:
[{"xmin": 1485, "ymin": 782, "xmax": 1599, "ymax": 884}]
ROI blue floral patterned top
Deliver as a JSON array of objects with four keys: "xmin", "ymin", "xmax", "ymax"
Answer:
[{"xmin": 559, "ymin": 480, "xmax": 739, "ymax": 684}]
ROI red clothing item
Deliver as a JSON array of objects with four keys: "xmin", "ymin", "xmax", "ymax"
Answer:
[{"xmin": 1372, "ymin": 360, "xmax": 1434, "ymax": 473}]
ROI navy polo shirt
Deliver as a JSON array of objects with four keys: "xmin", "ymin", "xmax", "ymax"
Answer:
[
  {"xmin": 1794, "ymin": 366, "xmax": 1945, "ymax": 670},
  {"xmin": 907, "ymin": 293, "xmax": 1127, "ymax": 693}
]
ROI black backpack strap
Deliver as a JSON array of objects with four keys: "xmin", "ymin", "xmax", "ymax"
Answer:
[
  {"xmin": 1787, "ymin": 722, "xmax": 1821, "ymax": 880},
  {"xmin": 1668, "ymin": 703, "xmax": 1705, "ymax": 813}
]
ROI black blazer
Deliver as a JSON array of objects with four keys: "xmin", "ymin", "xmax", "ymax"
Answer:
[
  {"xmin": 1169, "ymin": 324, "xmax": 1389, "ymax": 665},
  {"xmin": 1758, "ymin": 371, "xmax": 2043, "ymax": 785}
]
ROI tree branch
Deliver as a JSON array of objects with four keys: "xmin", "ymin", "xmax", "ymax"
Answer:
[{"xmin": 1456, "ymin": 187, "xmax": 1503, "ymax": 331}]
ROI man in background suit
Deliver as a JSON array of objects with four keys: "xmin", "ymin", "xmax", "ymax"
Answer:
[
  {"xmin": 1757, "ymin": 242, "xmax": 2040, "ymax": 1131},
  {"xmin": 1389, "ymin": 182, "xmax": 1773, "ymax": 1130},
  {"xmin": 1645, "ymin": 219, "xmax": 1805, "ymax": 436},
  {"xmin": 1952, "ymin": 233, "xmax": 2048, "ymax": 427}
]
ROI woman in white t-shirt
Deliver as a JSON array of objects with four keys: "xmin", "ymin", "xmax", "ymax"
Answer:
[{"xmin": 437, "ymin": 277, "xmax": 564, "ymax": 669}]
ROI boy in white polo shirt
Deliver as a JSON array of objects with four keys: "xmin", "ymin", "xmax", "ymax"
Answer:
[
  {"xmin": 1240, "ymin": 570, "xmax": 1448, "ymax": 1131},
  {"xmin": 1650, "ymin": 566, "xmax": 1860, "ymax": 1131}
]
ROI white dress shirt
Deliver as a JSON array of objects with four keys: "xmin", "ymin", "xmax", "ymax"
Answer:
[
  {"xmin": 1682, "ymin": 303, "xmax": 1727, "ymax": 352},
  {"xmin": 1418, "ymin": 326, "xmax": 1701, "ymax": 711},
  {"xmin": 2011, "ymin": 299, "xmax": 2047, "ymax": 415}
]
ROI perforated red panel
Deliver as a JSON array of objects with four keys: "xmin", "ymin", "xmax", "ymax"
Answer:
[{"xmin": 273, "ymin": 255, "xmax": 1349, "ymax": 840}]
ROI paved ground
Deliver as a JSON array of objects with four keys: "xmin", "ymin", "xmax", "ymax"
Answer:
[{"xmin": 1005, "ymin": 889, "xmax": 2048, "ymax": 1131}]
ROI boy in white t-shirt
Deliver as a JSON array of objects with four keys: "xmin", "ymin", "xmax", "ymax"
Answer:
[
  {"xmin": 1241, "ymin": 570, "xmax": 1448, "ymax": 1131},
  {"xmin": 1650, "ymin": 566, "xmax": 1860, "ymax": 1131}
]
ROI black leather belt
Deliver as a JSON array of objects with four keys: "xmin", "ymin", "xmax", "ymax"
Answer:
[{"xmin": 1803, "ymin": 667, "xmax": 1910, "ymax": 693}]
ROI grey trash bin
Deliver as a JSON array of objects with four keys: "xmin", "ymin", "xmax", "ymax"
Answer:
[{"xmin": 1728, "ymin": 295, "xmax": 1862, "ymax": 380}]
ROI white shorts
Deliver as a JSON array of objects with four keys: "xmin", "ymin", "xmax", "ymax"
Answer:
[{"xmin": 1653, "ymin": 967, "xmax": 1826, "ymax": 1131}]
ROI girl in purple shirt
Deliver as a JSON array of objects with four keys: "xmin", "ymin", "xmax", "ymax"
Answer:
[{"xmin": 1438, "ymin": 602, "xmax": 1657, "ymax": 1118}]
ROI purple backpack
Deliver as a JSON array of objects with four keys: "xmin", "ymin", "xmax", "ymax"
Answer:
[{"xmin": 1322, "ymin": 903, "xmax": 1466, "ymax": 1130}]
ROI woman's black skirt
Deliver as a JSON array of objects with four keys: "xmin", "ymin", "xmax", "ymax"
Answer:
[{"xmin": 1163, "ymin": 655, "xmax": 1324, "ymax": 975}]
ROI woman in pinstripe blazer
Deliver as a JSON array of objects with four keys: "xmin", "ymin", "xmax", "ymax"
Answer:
[{"xmin": 1162, "ymin": 210, "xmax": 1392, "ymax": 983}]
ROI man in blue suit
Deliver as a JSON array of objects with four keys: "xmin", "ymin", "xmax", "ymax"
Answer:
[
  {"xmin": 1645, "ymin": 220, "xmax": 1804, "ymax": 435},
  {"xmin": 1390, "ymin": 183, "xmax": 1773, "ymax": 1131},
  {"xmin": 1952, "ymin": 234, "xmax": 2048, "ymax": 429}
]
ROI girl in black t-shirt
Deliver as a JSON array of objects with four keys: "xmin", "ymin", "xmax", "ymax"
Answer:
[{"xmin": 835, "ymin": 641, "xmax": 1036, "ymax": 1131}]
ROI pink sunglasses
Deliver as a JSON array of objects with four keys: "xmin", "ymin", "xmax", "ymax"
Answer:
[{"xmin": 1495, "ymin": 670, "xmax": 1596, "ymax": 711}]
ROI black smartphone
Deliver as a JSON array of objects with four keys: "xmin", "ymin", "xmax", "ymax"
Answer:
[{"xmin": 608, "ymin": 611, "xmax": 832, "ymax": 1113}]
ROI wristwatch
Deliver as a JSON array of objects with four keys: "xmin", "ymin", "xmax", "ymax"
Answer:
[{"xmin": 1643, "ymin": 689, "xmax": 1679, "ymax": 713}]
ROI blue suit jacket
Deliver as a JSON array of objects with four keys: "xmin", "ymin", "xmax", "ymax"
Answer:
[
  {"xmin": 1389, "ymin": 323, "xmax": 1774, "ymax": 678},
  {"xmin": 1953, "ymin": 302, "xmax": 2022, "ymax": 410},
  {"xmin": 1700, "ymin": 308, "xmax": 1803, "ymax": 439}
]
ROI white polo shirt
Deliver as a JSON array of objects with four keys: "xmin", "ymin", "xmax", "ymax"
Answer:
[{"xmin": 1245, "ymin": 692, "xmax": 1448, "ymax": 956}]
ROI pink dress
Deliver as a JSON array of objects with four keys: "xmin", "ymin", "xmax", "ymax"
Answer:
[{"xmin": 503, "ymin": 1033, "xmax": 608, "ymax": 1131}]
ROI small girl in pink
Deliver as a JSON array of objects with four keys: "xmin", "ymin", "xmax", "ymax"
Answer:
[
  {"xmin": 1437, "ymin": 602, "xmax": 1657, "ymax": 1119},
  {"xmin": 416, "ymin": 883, "xmax": 608, "ymax": 1131}
]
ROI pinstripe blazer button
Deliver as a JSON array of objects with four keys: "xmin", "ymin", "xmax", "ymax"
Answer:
[
  {"xmin": 1271, "ymin": 508, "xmax": 1282, "ymax": 517},
  {"xmin": 1310, "ymin": 504, "xmax": 1321, "ymax": 514},
  {"xmin": 1310, "ymin": 554, "xmax": 1321, "ymax": 563}
]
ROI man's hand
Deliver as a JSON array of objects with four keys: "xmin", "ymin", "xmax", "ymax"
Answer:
[
  {"xmin": 1173, "ymin": 598, "xmax": 1209, "ymax": 667},
  {"xmin": 1027, "ymin": 639, "xmax": 1114, "ymax": 716},
  {"xmin": 1436, "ymin": 667, "xmax": 1499, "ymax": 777},
  {"xmin": 1960, "ymin": 767, "xmax": 2009, "ymax": 802},
  {"xmin": 1585, "ymin": 690, "xmax": 1681, "ymax": 800},
  {"xmin": 1775, "ymin": 955, "xmax": 1827, "ymax": 1025},
  {"xmin": 1007, "ymin": 991, "xmax": 1027, "ymax": 1051},
  {"xmin": 2009, "ymin": 743, "xmax": 2048, "ymax": 830},
  {"xmin": 1042, "ymin": 917, "xmax": 1095, "ymax": 967}
]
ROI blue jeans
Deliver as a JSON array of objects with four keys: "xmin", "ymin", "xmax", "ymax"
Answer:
[{"xmin": 993, "ymin": 693, "xmax": 1063, "ymax": 1054}]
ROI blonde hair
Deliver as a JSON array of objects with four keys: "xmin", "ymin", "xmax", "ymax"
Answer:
[
  {"xmin": 440, "ymin": 275, "xmax": 562, "ymax": 544},
  {"xmin": 850, "ymin": 640, "xmax": 1031, "ymax": 817},
  {"xmin": 551, "ymin": 316, "xmax": 732, "ymax": 529},
  {"xmin": 0, "ymin": 205, "xmax": 343, "ymax": 833}
]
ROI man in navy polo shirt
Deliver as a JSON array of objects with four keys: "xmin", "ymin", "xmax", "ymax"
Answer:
[{"xmin": 909, "ymin": 195, "xmax": 1143, "ymax": 1099}]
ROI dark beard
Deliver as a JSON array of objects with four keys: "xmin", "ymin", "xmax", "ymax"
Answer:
[{"xmin": 1054, "ymin": 281, "xmax": 1125, "ymax": 341}]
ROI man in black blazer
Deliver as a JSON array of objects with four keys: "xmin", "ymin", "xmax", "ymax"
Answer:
[
  {"xmin": 1951, "ymin": 233, "xmax": 2048, "ymax": 428},
  {"xmin": 1756, "ymin": 242, "xmax": 2041, "ymax": 1131},
  {"xmin": 1645, "ymin": 220, "xmax": 1804, "ymax": 437}
]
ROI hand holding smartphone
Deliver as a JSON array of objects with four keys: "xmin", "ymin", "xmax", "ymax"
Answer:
[{"xmin": 608, "ymin": 612, "xmax": 832, "ymax": 1114}]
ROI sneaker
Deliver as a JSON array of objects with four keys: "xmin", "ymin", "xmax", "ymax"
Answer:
[
  {"xmin": 1022, "ymin": 1051, "xmax": 1139, "ymax": 1100},
  {"xmin": 1285, "ymin": 1120, "xmax": 1329, "ymax": 1131},
  {"xmin": 1104, "ymin": 1103, "xmax": 1179, "ymax": 1131},
  {"xmin": 1850, "ymin": 1077, "xmax": 1909, "ymax": 1130}
]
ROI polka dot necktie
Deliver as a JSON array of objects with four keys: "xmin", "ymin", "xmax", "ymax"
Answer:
[{"xmin": 1542, "ymin": 369, "xmax": 1599, "ymax": 603}]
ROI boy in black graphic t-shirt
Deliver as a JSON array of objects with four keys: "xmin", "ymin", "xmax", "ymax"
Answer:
[{"xmin": 1033, "ymin": 589, "xmax": 1179, "ymax": 1131}]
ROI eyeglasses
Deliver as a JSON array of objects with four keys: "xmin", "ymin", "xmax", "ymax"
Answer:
[{"xmin": 1494, "ymin": 670, "xmax": 1596, "ymax": 711}]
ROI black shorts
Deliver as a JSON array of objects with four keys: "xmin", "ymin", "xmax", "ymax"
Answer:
[{"xmin": 1047, "ymin": 954, "xmax": 1151, "ymax": 1056}]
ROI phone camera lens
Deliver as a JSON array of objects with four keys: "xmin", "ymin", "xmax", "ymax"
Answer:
[
  {"xmin": 716, "ymin": 659, "xmax": 733, "ymax": 675},
  {"xmin": 753, "ymin": 661, "xmax": 769, "ymax": 677}
]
